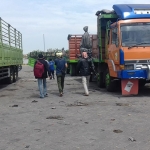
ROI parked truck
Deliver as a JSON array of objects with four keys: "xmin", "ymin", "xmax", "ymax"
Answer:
[
  {"xmin": 28, "ymin": 51, "xmax": 64, "ymax": 68},
  {"xmin": 28, "ymin": 51, "xmax": 56, "ymax": 67},
  {"xmin": 0, "ymin": 18, "xmax": 23, "ymax": 84},
  {"xmin": 68, "ymin": 4, "xmax": 150, "ymax": 95}
]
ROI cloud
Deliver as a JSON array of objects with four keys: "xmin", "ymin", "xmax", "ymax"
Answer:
[{"xmin": 0, "ymin": 0, "xmax": 150, "ymax": 53}]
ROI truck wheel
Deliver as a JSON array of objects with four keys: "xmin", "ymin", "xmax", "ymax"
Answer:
[
  {"xmin": 105, "ymin": 70, "xmax": 116, "ymax": 92},
  {"xmin": 70, "ymin": 64, "xmax": 76, "ymax": 76},
  {"xmin": 13, "ymin": 67, "xmax": 18, "ymax": 82},
  {"xmin": 70, "ymin": 64, "xmax": 73, "ymax": 76},
  {"xmin": 97, "ymin": 72, "xmax": 105, "ymax": 88},
  {"xmin": 7, "ymin": 68, "xmax": 14, "ymax": 84},
  {"xmin": 139, "ymin": 79, "xmax": 146, "ymax": 88},
  {"xmin": 89, "ymin": 74, "xmax": 93, "ymax": 82},
  {"xmin": 67, "ymin": 68, "xmax": 70, "ymax": 74},
  {"xmin": 67, "ymin": 65, "xmax": 70, "ymax": 74}
]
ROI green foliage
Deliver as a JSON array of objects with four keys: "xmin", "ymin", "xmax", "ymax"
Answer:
[{"xmin": 27, "ymin": 48, "xmax": 69, "ymax": 60}]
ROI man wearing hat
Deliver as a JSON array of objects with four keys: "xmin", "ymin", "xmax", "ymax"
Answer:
[
  {"xmin": 54, "ymin": 51, "xmax": 68, "ymax": 97},
  {"xmin": 34, "ymin": 53, "xmax": 50, "ymax": 98}
]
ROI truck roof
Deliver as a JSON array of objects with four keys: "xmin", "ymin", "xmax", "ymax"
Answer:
[{"xmin": 113, "ymin": 4, "xmax": 150, "ymax": 20}]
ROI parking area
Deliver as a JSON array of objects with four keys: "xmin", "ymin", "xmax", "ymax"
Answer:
[{"xmin": 0, "ymin": 65, "xmax": 150, "ymax": 150}]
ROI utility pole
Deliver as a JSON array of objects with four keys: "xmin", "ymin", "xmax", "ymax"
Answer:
[{"xmin": 43, "ymin": 34, "xmax": 45, "ymax": 51}]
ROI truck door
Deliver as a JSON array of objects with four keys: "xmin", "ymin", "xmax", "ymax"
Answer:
[{"xmin": 107, "ymin": 27, "xmax": 120, "ymax": 77}]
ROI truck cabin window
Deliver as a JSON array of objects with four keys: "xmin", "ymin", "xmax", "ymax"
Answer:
[
  {"xmin": 121, "ymin": 23, "xmax": 150, "ymax": 47},
  {"xmin": 112, "ymin": 28, "xmax": 118, "ymax": 47}
]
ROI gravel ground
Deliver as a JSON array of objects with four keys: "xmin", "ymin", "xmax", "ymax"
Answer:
[{"xmin": 0, "ymin": 65, "xmax": 150, "ymax": 150}]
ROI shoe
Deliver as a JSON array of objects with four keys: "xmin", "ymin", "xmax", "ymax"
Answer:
[
  {"xmin": 44, "ymin": 94, "xmax": 48, "ymax": 97},
  {"xmin": 40, "ymin": 96, "xmax": 44, "ymax": 98},
  {"xmin": 59, "ymin": 93, "xmax": 63, "ymax": 97},
  {"xmin": 83, "ymin": 94, "xmax": 89, "ymax": 96}
]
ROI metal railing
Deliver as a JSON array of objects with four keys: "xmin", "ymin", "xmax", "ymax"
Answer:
[{"xmin": 0, "ymin": 17, "xmax": 22, "ymax": 49}]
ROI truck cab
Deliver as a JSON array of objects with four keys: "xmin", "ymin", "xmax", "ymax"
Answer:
[{"xmin": 96, "ymin": 4, "xmax": 150, "ymax": 94}]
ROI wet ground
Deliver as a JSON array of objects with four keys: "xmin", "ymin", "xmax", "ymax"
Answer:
[{"xmin": 0, "ymin": 65, "xmax": 150, "ymax": 150}]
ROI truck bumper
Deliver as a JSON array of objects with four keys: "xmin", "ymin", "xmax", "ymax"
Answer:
[{"xmin": 117, "ymin": 70, "xmax": 147, "ymax": 79}]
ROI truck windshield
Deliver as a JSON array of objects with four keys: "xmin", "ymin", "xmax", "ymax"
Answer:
[{"xmin": 121, "ymin": 23, "xmax": 150, "ymax": 47}]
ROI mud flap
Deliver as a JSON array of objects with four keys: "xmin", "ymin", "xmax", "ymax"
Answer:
[{"xmin": 121, "ymin": 79, "xmax": 138, "ymax": 95}]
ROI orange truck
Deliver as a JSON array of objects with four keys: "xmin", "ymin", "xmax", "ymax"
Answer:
[{"xmin": 68, "ymin": 4, "xmax": 150, "ymax": 95}]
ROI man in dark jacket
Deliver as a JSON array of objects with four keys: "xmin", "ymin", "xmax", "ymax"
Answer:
[
  {"xmin": 34, "ymin": 54, "xmax": 50, "ymax": 98},
  {"xmin": 55, "ymin": 51, "xmax": 68, "ymax": 97},
  {"xmin": 77, "ymin": 52, "xmax": 92, "ymax": 96}
]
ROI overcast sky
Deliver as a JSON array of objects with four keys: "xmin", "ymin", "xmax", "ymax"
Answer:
[{"xmin": 1, "ymin": 0, "xmax": 150, "ymax": 54}]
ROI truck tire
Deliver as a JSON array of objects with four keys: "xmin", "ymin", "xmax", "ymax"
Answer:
[
  {"xmin": 139, "ymin": 79, "xmax": 146, "ymax": 88},
  {"xmin": 13, "ymin": 66, "xmax": 18, "ymax": 82},
  {"xmin": 89, "ymin": 74, "xmax": 93, "ymax": 82},
  {"xmin": 67, "ymin": 65, "xmax": 70, "ymax": 74},
  {"xmin": 105, "ymin": 69, "xmax": 117, "ymax": 92},
  {"xmin": 7, "ymin": 68, "xmax": 14, "ymax": 84},
  {"xmin": 97, "ymin": 72, "xmax": 105, "ymax": 88},
  {"xmin": 70, "ymin": 64, "xmax": 76, "ymax": 76}
]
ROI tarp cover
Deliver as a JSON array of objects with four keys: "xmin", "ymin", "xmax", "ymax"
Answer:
[{"xmin": 95, "ymin": 9, "xmax": 115, "ymax": 16}]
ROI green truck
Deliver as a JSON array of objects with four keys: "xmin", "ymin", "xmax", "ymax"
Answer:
[
  {"xmin": 0, "ymin": 18, "xmax": 23, "ymax": 84},
  {"xmin": 28, "ymin": 51, "xmax": 56, "ymax": 67},
  {"xmin": 28, "ymin": 51, "xmax": 48, "ymax": 67}
]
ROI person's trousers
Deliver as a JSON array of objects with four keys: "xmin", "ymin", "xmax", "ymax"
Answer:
[
  {"xmin": 82, "ymin": 75, "xmax": 90, "ymax": 95},
  {"xmin": 57, "ymin": 75, "xmax": 65, "ymax": 93},
  {"xmin": 37, "ymin": 78, "xmax": 47, "ymax": 98},
  {"xmin": 50, "ymin": 70, "xmax": 55, "ymax": 79}
]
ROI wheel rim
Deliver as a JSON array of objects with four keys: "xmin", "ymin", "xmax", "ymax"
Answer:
[
  {"xmin": 70, "ymin": 65, "xmax": 72, "ymax": 74},
  {"xmin": 10, "ymin": 72, "xmax": 13, "ymax": 82},
  {"xmin": 14, "ymin": 72, "xmax": 17, "ymax": 80},
  {"xmin": 105, "ymin": 73, "xmax": 110, "ymax": 88},
  {"xmin": 14, "ymin": 71, "xmax": 18, "ymax": 81},
  {"xmin": 97, "ymin": 73, "xmax": 100, "ymax": 81}
]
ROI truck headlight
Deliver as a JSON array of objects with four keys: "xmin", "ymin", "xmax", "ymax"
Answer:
[{"xmin": 124, "ymin": 65, "xmax": 134, "ymax": 70}]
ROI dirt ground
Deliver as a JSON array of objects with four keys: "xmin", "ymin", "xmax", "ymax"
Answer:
[{"xmin": 0, "ymin": 65, "xmax": 150, "ymax": 150}]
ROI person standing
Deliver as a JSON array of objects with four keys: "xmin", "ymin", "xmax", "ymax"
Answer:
[
  {"xmin": 54, "ymin": 51, "xmax": 68, "ymax": 97},
  {"xmin": 77, "ymin": 52, "xmax": 92, "ymax": 96},
  {"xmin": 80, "ymin": 26, "xmax": 92, "ymax": 50},
  {"xmin": 80, "ymin": 26, "xmax": 96, "ymax": 75},
  {"xmin": 49, "ymin": 58, "xmax": 55, "ymax": 79},
  {"xmin": 34, "ymin": 54, "xmax": 50, "ymax": 98}
]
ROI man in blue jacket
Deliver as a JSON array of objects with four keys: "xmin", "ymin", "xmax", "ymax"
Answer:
[
  {"xmin": 55, "ymin": 52, "xmax": 68, "ymax": 97},
  {"xmin": 49, "ymin": 59, "xmax": 55, "ymax": 79}
]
